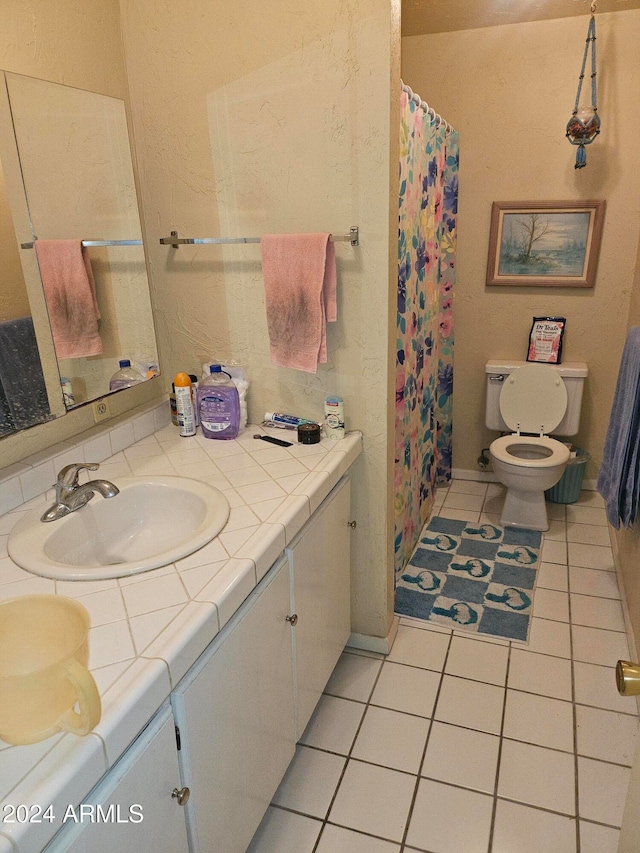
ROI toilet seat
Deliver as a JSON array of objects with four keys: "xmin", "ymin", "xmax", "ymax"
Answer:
[
  {"xmin": 499, "ymin": 364, "xmax": 568, "ymax": 436},
  {"xmin": 490, "ymin": 434, "xmax": 571, "ymax": 469}
]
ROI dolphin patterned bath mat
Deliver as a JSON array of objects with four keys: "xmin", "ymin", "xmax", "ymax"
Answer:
[{"xmin": 395, "ymin": 517, "xmax": 543, "ymax": 643}]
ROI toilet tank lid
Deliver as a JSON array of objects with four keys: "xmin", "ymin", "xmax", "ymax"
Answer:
[{"xmin": 485, "ymin": 360, "xmax": 588, "ymax": 378}]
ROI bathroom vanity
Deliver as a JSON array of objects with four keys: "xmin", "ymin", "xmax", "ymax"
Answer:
[{"xmin": 0, "ymin": 401, "xmax": 361, "ymax": 853}]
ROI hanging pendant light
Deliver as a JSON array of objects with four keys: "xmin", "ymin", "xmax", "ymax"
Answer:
[{"xmin": 566, "ymin": 2, "xmax": 600, "ymax": 169}]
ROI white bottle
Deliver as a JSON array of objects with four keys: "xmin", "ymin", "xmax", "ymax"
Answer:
[
  {"xmin": 324, "ymin": 396, "xmax": 345, "ymax": 440},
  {"xmin": 60, "ymin": 377, "xmax": 75, "ymax": 407}
]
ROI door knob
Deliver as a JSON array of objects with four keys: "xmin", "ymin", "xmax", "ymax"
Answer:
[
  {"xmin": 616, "ymin": 660, "xmax": 640, "ymax": 696},
  {"xmin": 172, "ymin": 786, "xmax": 190, "ymax": 806}
]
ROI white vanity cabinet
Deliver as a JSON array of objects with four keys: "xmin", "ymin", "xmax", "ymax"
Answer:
[
  {"xmin": 288, "ymin": 476, "xmax": 351, "ymax": 737},
  {"xmin": 170, "ymin": 478, "xmax": 352, "ymax": 853},
  {"xmin": 44, "ymin": 705, "xmax": 189, "ymax": 853},
  {"xmin": 172, "ymin": 556, "xmax": 296, "ymax": 853}
]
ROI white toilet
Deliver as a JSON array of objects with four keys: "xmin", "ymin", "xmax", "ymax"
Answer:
[{"xmin": 485, "ymin": 360, "xmax": 588, "ymax": 531}]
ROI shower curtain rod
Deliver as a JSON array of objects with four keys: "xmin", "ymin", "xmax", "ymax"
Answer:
[{"xmin": 401, "ymin": 82, "xmax": 456, "ymax": 135}]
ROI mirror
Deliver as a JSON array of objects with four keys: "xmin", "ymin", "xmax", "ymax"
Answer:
[{"xmin": 0, "ymin": 70, "xmax": 159, "ymax": 436}]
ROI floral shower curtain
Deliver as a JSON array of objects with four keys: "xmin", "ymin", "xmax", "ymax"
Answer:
[{"xmin": 394, "ymin": 88, "xmax": 459, "ymax": 579}]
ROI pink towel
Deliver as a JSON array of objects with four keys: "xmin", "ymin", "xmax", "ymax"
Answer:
[
  {"xmin": 261, "ymin": 233, "xmax": 337, "ymax": 373},
  {"xmin": 34, "ymin": 239, "xmax": 102, "ymax": 359}
]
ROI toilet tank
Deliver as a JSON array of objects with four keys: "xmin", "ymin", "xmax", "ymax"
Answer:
[{"xmin": 485, "ymin": 360, "xmax": 588, "ymax": 436}]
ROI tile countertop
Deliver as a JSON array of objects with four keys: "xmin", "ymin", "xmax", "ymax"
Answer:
[{"xmin": 0, "ymin": 423, "xmax": 362, "ymax": 853}]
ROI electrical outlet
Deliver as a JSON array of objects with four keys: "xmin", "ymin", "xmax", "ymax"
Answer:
[{"xmin": 92, "ymin": 399, "xmax": 111, "ymax": 423}]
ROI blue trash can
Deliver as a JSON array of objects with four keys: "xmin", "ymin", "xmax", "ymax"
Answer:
[{"xmin": 545, "ymin": 448, "xmax": 591, "ymax": 504}]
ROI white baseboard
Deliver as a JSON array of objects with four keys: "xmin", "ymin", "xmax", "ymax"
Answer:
[
  {"xmin": 348, "ymin": 615, "xmax": 399, "ymax": 656},
  {"xmin": 451, "ymin": 468, "xmax": 597, "ymax": 491},
  {"xmin": 451, "ymin": 468, "xmax": 498, "ymax": 483}
]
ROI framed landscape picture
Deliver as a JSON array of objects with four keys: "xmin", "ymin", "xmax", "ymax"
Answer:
[{"xmin": 486, "ymin": 200, "xmax": 605, "ymax": 287}]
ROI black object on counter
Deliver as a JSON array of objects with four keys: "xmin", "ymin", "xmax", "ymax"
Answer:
[
  {"xmin": 297, "ymin": 422, "xmax": 321, "ymax": 444},
  {"xmin": 253, "ymin": 434, "xmax": 293, "ymax": 448}
]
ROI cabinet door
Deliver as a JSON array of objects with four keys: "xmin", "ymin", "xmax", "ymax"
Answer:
[
  {"xmin": 289, "ymin": 477, "xmax": 351, "ymax": 737},
  {"xmin": 172, "ymin": 556, "xmax": 296, "ymax": 853},
  {"xmin": 44, "ymin": 705, "xmax": 189, "ymax": 853}
]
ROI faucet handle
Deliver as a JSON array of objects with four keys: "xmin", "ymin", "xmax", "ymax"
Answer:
[{"xmin": 57, "ymin": 463, "xmax": 99, "ymax": 488}]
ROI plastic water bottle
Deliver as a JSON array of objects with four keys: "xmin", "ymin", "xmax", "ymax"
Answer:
[
  {"xmin": 109, "ymin": 359, "xmax": 144, "ymax": 391},
  {"xmin": 197, "ymin": 365, "xmax": 241, "ymax": 440}
]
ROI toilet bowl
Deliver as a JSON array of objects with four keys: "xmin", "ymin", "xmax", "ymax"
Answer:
[
  {"xmin": 487, "ymin": 364, "xmax": 576, "ymax": 531},
  {"xmin": 490, "ymin": 434, "xmax": 570, "ymax": 530}
]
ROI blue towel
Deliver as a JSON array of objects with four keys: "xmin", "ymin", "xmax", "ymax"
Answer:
[
  {"xmin": 597, "ymin": 326, "xmax": 640, "ymax": 528},
  {"xmin": 0, "ymin": 317, "xmax": 50, "ymax": 434}
]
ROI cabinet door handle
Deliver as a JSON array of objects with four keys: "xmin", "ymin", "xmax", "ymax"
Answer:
[
  {"xmin": 347, "ymin": 520, "xmax": 357, "ymax": 528},
  {"xmin": 285, "ymin": 613, "xmax": 298, "ymax": 626},
  {"xmin": 172, "ymin": 786, "xmax": 191, "ymax": 806}
]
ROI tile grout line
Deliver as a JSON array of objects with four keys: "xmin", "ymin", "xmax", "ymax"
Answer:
[
  {"xmin": 487, "ymin": 641, "xmax": 512, "ymax": 852},
  {"xmin": 398, "ymin": 630, "xmax": 455, "ymax": 852},
  {"xmin": 297, "ymin": 734, "xmax": 635, "ymax": 781},
  {"xmin": 567, "ymin": 545, "xmax": 582, "ymax": 853},
  {"xmin": 310, "ymin": 654, "xmax": 388, "ymax": 853},
  {"xmin": 325, "ymin": 674, "xmax": 638, "ymax": 726},
  {"xmin": 482, "ymin": 481, "xmax": 507, "ymax": 853}
]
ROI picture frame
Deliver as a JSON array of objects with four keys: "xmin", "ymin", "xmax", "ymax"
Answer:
[
  {"xmin": 486, "ymin": 200, "xmax": 605, "ymax": 288},
  {"xmin": 527, "ymin": 317, "xmax": 566, "ymax": 364}
]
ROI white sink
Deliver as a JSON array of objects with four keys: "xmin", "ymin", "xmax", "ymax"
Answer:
[{"xmin": 8, "ymin": 475, "xmax": 230, "ymax": 581}]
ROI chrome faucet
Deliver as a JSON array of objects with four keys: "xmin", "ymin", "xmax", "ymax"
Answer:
[{"xmin": 41, "ymin": 463, "xmax": 120, "ymax": 523}]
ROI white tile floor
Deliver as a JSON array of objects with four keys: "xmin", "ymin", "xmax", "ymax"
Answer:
[{"xmin": 247, "ymin": 483, "xmax": 639, "ymax": 853}]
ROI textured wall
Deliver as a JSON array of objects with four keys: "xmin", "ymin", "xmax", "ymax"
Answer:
[
  {"xmin": 120, "ymin": 0, "xmax": 399, "ymax": 639},
  {"xmin": 402, "ymin": 11, "xmax": 640, "ymax": 483},
  {"xmin": 0, "ymin": 0, "xmax": 127, "ymax": 96}
]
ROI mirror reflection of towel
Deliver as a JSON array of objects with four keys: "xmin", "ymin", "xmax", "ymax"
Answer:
[{"xmin": 34, "ymin": 239, "xmax": 103, "ymax": 359}]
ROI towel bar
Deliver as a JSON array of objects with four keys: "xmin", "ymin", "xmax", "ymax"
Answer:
[
  {"xmin": 160, "ymin": 226, "xmax": 359, "ymax": 249},
  {"xmin": 21, "ymin": 240, "xmax": 143, "ymax": 249}
]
